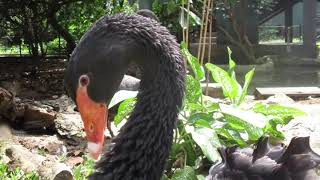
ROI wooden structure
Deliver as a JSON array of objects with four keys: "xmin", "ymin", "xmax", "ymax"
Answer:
[
  {"xmin": 254, "ymin": 87, "xmax": 320, "ymax": 99},
  {"xmin": 212, "ymin": 0, "xmax": 319, "ymax": 60}
]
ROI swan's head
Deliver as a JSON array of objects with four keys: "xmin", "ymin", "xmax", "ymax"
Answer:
[{"xmin": 64, "ymin": 21, "xmax": 131, "ymax": 159}]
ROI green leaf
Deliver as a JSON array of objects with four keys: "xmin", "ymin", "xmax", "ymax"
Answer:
[
  {"xmin": 194, "ymin": 119, "xmax": 211, "ymax": 128},
  {"xmin": 188, "ymin": 113, "xmax": 213, "ymax": 124},
  {"xmin": 223, "ymin": 113, "xmax": 263, "ymax": 141},
  {"xmin": 181, "ymin": 42, "xmax": 205, "ymax": 80},
  {"xmin": 191, "ymin": 127, "xmax": 221, "ymax": 162},
  {"xmin": 205, "ymin": 63, "xmax": 241, "ymax": 104},
  {"xmin": 108, "ymin": 90, "xmax": 138, "ymax": 108},
  {"xmin": 187, "ymin": 103, "xmax": 205, "ymax": 111},
  {"xmin": 252, "ymin": 103, "xmax": 306, "ymax": 119},
  {"xmin": 237, "ymin": 68, "xmax": 255, "ymax": 105},
  {"xmin": 203, "ymin": 100, "xmax": 220, "ymax": 112},
  {"xmin": 185, "ymin": 75, "xmax": 202, "ymax": 103},
  {"xmin": 114, "ymin": 98, "xmax": 136, "ymax": 126},
  {"xmin": 197, "ymin": 175, "xmax": 206, "ymax": 180},
  {"xmin": 180, "ymin": 7, "xmax": 201, "ymax": 25},
  {"xmin": 172, "ymin": 166, "xmax": 197, "ymax": 180},
  {"xmin": 263, "ymin": 117, "xmax": 287, "ymax": 139},
  {"xmin": 215, "ymin": 127, "xmax": 247, "ymax": 146},
  {"xmin": 220, "ymin": 104, "xmax": 268, "ymax": 128},
  {"xmin": 219, "ymin": 105, "xmax": 265, "ymax": 141},
  {"xmin": 227, "ymin": 47, "xmax": 236, "ymax": 79}
]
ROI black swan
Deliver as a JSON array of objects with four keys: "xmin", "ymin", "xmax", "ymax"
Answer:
[
  {"xmin": 64, "ymin": 12, "xmax": 185, "ymax": 180},
  {"xmin": 207, "ymin": 136, "xmax": 320, "ymax": 180},
  {"xmin": 64, "ymin": 11, "xmax": 320, "ymax": 180}
]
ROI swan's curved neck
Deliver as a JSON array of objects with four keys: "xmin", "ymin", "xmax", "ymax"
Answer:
[{"xmin": 89, "ymin": 14, "xmax": 185, "ymax": 180}]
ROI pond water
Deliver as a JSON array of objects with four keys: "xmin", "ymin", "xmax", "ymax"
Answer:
[{"xmin": 222, "ymin": 64, "xmax": 320, "ymax": 94}]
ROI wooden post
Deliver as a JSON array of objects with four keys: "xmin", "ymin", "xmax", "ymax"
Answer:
[
  {"xmin": 303, "ymin": 0, "xmax": 317, "ymax": 58},
  {"xmin": 139, "ymin": 0, "xmax": 153, "ymax": 10},
  {"xmin": 285, "ymin": 2, "xmax": 293, "ymax": 43}
]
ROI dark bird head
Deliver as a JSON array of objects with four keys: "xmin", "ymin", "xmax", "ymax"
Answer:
[
  {"xmin": 64, "ymin": 16, "xmax": 135, "ymax": 159},
  {"xmin": 64, "ymin": 11, "xmax": 184, "ymax": 164}
]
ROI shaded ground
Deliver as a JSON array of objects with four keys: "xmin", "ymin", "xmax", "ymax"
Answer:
[{"xmin": 1, "ymin": 58, "xmax": 320, "ymax": 178}]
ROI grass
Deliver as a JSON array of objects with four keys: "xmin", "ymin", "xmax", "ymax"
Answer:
[
  {"xmin": 72, "ymin": 155, "xmax": 95, "ymax": 180},
  {"xmin": 0, "ymin": 155, "xmax": 95, "ymax": 179},
  {"xmin": 0, "ymin": 45, "xmax": 29, "ymax": 55},
  {"xmin": 0, "ymin": 161, "xmax": 39, "ymax": 180}
]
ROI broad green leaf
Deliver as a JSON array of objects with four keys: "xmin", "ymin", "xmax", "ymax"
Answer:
[
  {"xmin": 237, "ymin": 68, "xmax": 255, "ymax": 105},
  {"xmin": 205, "ymin": 63, "xmax": 240, "ymax": 103},
  {"xmin": 108, "ymin": 90, "xmax": 138, "ymax": 108},
  {"xmin": 191, "ymin": 127, "xmax": 221, "ymax": 162},
  {"xmin": 203, "ymin": 101, "xmax": 220, "ymax": 112},
  {"xmin": 194, "ymin": 119, "xmax": 211, "ymax": 128},
  {"xmin": 181, "ymin": 42, "xmax": 205, "ymax": 80},
  {"xmin": 179, "ymin": 7, "xmax": 188, "ymax": 29},
  {"xmin": 223, "ymin": 113, "xmax": 263, "ymax": 141},
  {"xmin": 186, "ymin": 75, "xmax": 202, "ymax": 103},
  {"xmin": 220, "ymin": 104, "xmax": 268, "ymax": 128},
  {"xmin": 227, "ymin": 47, "xmax": 236, "ymax": 79},
  {"xmin": 114, "ymin": 98, "xmax": 136, "ymax": 126},
  {"xmin": 215, "ymin": 127, "xmax": 247, "ymax": 146},
  {"xmin": 263, "ymin": 118, "xmax": 286, "ymax": 139},
  {"xmin": 197, "ymin": 175, "xmax": 206, "ymax": 180},
  {"xmin": 176, "ymin": 121, "xmax": 197, "ymax": 166},
  {"xmin": 172, "ymin": 166, "xmax": 196, "ymax": 180},
  {"xmin": 188, "ymin": 113, "xmax": 213, "ymax": 124},
  {"xmin": 181, "ymin": 7, "xmax": 201, "ymax": 25},
  {"xmin": 252, "ymin": 103, "xmax": 306, "ymax": 119},
  {"xmin": 187, "ymin": 103, "xmax": 205, "ymax": 111}
]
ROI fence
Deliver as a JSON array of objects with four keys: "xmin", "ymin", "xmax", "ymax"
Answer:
[
  {"xmin": 0, "ymin": 35, "xmax": 67, "ymax": 58},
  {"xmin": 259, "ymin": 25, "xmax": 303, "ymax": 44}
]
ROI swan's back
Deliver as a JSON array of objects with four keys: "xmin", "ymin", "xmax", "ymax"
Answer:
[{"xmin": 207, "ymin": 136, "xmax": 320, "ymax": 180}]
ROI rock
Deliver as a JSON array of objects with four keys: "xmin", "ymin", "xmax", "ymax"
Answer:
[
  {"xmin": 54, "ymin": 113, "xmax": 84, "ymax": 138},
  {"xmin": 0, "ymin": 81, "xmax": 22, "ymax": 96},
  {"xmin": 23, "ymin": 105, "xmax": 57, "ymax": 130},
  {"xmin": 265, "ymin": 93, "xmax": 295, "ymax": 105},
  {"xmin": 0, "ymin": 87, "xmax": 16, "ymax": 121},
  {"xmin": 280, "ymin": 103, "xmax": 320, "ymax": 155},
  {"xmin": 38, "ymin": 159, "xmax": 73, "ymax": 180},
  {"xmin": 5, "ymin": 144, "xmax": 45, "ymax": 172},
  {"xmin": 11, "ymin": 133, "xmax": 67, "ymax": 156},
  {"xmin": 201, "ymin": 83, "xmax": 224, "ymax": 98},
  {"xmin": 5, "ymin": 143, "xmax": 73, "ymax": 179},
  {"xmin": 65, "ymin": 156, "xmax": 84, "ymax": 168},
  {"xmin": 0, "ymin": 123, "xmax": 12, "ymax": 140},
  {"xmin": 119, "ymin": 75, "xmax": 140, "ymax": 91}
]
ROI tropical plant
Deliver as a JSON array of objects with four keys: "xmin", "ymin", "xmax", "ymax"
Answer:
[{"xmin": 112, "ymin": 42, "xmax": 305, "ymax": 179}]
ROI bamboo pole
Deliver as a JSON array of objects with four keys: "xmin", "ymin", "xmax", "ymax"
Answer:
[
  {"xmin": 205, "ymin": 4, "xmax": 213, "ymax": 96},
  {"xmin": 186, "ymin": 0, "xmax": 191, "ymax": 47},
  {"xmin": 197, "ymin": 0, "xmax": 208, "ymax": 60},
  {"xmin": 200, "ymin": 0, "xmax": 212, "ymax": 66},
  {"xmin": 182, "ymin": 2, "xmax": 186, "ymax": 42}
]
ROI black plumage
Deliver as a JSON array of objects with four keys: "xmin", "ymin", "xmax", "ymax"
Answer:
[
  {"xmin": 65, "ymin": 12, "xmax": 185, "ymax": 180},
  {"xmin": 207, "ymin": 136, "xmax": 320, "ymax": 180},
  {"xmin": 64, "ymin": 10, "xmax": 320, "ymax": 180}
]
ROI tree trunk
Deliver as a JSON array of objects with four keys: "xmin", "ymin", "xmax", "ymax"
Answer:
[{"xmin": 47, "ymin": 2, "xmax": 76, "ymax": 57}]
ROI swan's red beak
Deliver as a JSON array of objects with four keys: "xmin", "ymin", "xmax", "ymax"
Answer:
[{"xmin": 76, "ymin": 85, "xmax": 108, "ymax": 159}]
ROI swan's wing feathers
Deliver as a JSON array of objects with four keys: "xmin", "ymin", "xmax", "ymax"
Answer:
[{"xmin": 249, "ymin": 156, "xmax": 280, "ymax": 175}]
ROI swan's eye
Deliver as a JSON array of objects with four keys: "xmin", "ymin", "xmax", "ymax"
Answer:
[
  {"xmin": 79, "ymin": 75, "xmax": 89, "ymax": 87},
  {"xmin": 89, "ymin": 123, "xmax": 94, "ymax": 133}
]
